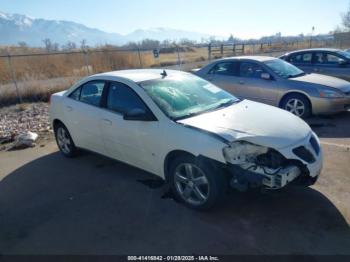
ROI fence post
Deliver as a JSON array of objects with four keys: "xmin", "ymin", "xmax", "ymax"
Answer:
[
  {"xmin": 242, "ymin": 44, "xmax": 245, "ymax": 55},
  {"xmin": 137, "ymin": 47, "xmax": 143, "ymax": 68},
  {"xmin": 176, "ymin": 46, "xmax": 181, "ymax": 70},
  {"xmin": 220, "ymin": 44, "xmax": 224, "ymax": 56},
  {"xmin": 208, "ymin": 43, "xmax": 212, "ymax": 61},
  {"xmin": 83, "ymin": 49, "xmax": 90, "ymax": 75},
  {"xmin": 6, "ymin": 54, "xmax": 22, "ymax": 104},
  {"xmin": 233, "ymin": 44, "xmax": 236, "ymax": 56}
]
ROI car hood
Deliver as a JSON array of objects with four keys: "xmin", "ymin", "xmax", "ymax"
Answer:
[
  {"xmin": 177, "ymin": 100, "xmax": 311, "ymax": 149},
  {"xmin": 291, "ymin": 73, "xmax": 350, "ymax": 93}
]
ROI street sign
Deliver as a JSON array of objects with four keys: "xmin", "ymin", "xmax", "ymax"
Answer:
[{"xmin": 153, "ymin": 49, "xmax": 159, "ymax": 59}]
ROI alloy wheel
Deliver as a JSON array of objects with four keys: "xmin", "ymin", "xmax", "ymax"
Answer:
[
  {"xmin": 285, "ymin": 98, "xmax": 305, "ymax": 117},
  {"xmin": 56, "ymin": 127, "xmax": 72, "ymax": 154},
  {"xmin": 174, "ymin": 163, "xmax": 210, "ymax": 206}
]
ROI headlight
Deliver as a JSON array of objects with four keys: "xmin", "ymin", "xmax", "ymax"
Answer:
[
  {"xmin": 223, "ymin": 141, "xmax": 268, "ymax": 165},
  {"xmin": 319, "ymin": 89, "xmax": 344, "ymax": 98}
]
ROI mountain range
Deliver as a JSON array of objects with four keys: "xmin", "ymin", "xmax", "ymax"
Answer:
[{"xmin": 0, "ymin": 11, "xmax": 218, "ymax": 47}]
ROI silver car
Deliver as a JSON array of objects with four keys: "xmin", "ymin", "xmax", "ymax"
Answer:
[
  {"xmin": 194, "ymin": 56, "xmax": 350, "ymax": 118},
  {"xmin": 280, "ymin": 48, "xmax": 350, "ymax": 81}
]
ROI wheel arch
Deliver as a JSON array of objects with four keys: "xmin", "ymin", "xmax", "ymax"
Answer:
[
  {"xmin": 278, "ymin": 91, "xmax": 313, "ymax": 113},
  {"xmin": 52, "ymin": 119, "xmax": 65, "ymax": 131},
  {"xmin": 163, "ymin": 150, "xmax": 196, "ymax": 182}
]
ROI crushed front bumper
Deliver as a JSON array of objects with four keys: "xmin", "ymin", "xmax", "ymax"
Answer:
[{"xmin": 225, "ymin": 132, "xmax": 323, "ymax": 190}]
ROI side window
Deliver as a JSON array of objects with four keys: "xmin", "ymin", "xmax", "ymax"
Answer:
[
  {"xmin": 107, "ymin": 82, "xmax": 147, "ymax": 114},
  {"xmin": 290, "ymin": 53, "xmax": 311, "ymax": 64},
  {"xmin": 314, "ymin": 52, "xmax": 325, "ymax": 64},
  {"xmin": 313, "ymin": 52, "xmax": 342, "ymax": 65},
  {"xmin": 80, "ymin": 81, "xmax": 105, "ymax": 106},
  {"xmin": 209, "ymin": 62, "xmax": 239, "ymax": 76},
  {"xmin": 239, "ymin": 62, "xmax": 266, "ymax": 78},
  {"xmin": 69, "ymin": 87, "xmax": 81, "ymax": 101}
]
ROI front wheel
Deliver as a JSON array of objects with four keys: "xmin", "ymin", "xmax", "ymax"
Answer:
[
  {"xmin": 54, "ymin": 123, "xmax": 78, "ymax": 157},
  {"xmin": 281, "ymin": 94, "xmax": 311, "ymax": 118},
  {"xmin": 169, "ymin": 155, "xmax": 226, "ymax": 210}
]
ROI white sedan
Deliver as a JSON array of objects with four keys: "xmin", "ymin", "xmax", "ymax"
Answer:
[{"xmin": 50, "ymin": 69, "xmax": 323, "ymax": 210}]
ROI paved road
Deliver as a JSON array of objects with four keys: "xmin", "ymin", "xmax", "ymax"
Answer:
[{"xmin": 0, "ymin": 113, "xmax": 350, "ymax": 255}]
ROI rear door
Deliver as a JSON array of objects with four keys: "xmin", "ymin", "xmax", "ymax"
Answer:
[
  {"xmin": 312, "ymin": 52, "xmax": 350, "ymax": 80},
  {"xmin": 204, "ymin": 61, "xmax": 241, "ymax": 97},
  {"xmin": 287, "ymin": 52, "xmax": 313, "ymax": 73},
  {"xmin": 62, "ymin": 80, "xmax": 106, "ymax": 153},
  {"xmin": 99, "ymin": 81, "xmax": 161, "ymax": 174}
]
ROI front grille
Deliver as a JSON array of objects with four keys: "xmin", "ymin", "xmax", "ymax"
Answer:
[
  {"xmin": 293, "ymin": 146, "xmax": 315, "ymax": 163},
  {"xmin": 309, "ymin": 136, "xmax": 320, "ymax": 155}
]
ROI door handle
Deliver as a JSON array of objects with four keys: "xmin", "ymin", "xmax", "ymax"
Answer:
[
  {"xmin": 239, "ymin": 80, "xmax": 245, "ymax": 85},
  {"xmin": 313, "ymin": 68, "xmax": 319, "ymax": 72},
  {"xmin": 101, "ymin": 119, "xmax": 112, "ymax": 125},
  {"xmin": 66, "ymin": 106, "xmax": 73, "ymax": 112}
]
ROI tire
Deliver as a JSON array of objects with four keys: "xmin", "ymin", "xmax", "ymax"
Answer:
[
  {"xmin": 281, "ymin": 94, "xmax": 311, "ymax": 118},
  {"xmin": 54, "ymin": 123, "xmax": 78, "ymax": 157},
  {"xmin": 168, "ymin": 155, "xmax": 227, "ymax": 210}
]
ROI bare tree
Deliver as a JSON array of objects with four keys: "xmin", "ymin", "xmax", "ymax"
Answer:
[
  {"xmin": 18, "ymin": 41, "xmax": 28, "ymax": 48},
  {"xmin": 62, "ymin": 41, "xmax": 77, "ymax": 51},
  {"xmin": 342, "ymin": 3, "xmax": 350, "ymax": 30},
  {"xmin": 42, "ymin": 38, "xmax": 60, "ymax": 52},
  {"xmin": 42, "ymin": 38, "xmax": 53, "ymax": 52}
]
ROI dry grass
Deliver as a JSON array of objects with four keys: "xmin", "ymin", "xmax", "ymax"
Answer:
[
  {"xmin": 0, "ymin": 40, "xmax": 338, "ymax": 107},
  {"xmin": 0, "ymin": 47, "xmax": 209, "ymax": 107}
]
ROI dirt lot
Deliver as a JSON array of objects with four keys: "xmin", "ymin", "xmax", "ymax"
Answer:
[{"xmin": 0, "ymin": 112, "xmax": 349, "ymax": 255}]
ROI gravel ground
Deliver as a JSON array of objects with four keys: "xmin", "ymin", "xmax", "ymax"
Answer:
[{"xmin": 0, "ymin": 103, "xmax": 52, "ymax": 150}]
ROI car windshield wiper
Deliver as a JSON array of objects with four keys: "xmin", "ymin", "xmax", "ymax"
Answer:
[{"xmin": 174, "ymin": 99, "xmax": 239, "ymax": 121}]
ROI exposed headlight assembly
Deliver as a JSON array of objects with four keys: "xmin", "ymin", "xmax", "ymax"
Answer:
[
  {"xmin": 319, "ymin": 89, "xmax": 344, "ymax": 98},
  {"xmin": 223, "ymin": 141, "xmax": 268, "ymax": 165}
]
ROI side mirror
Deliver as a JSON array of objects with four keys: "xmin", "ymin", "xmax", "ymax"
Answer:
[
  {"xmin": 123, "ymin": 108, "xmax": 154, "ymax": 121},
  {"xmin": 261, "ymin": 73, "xmax": 271, "ymax": 80},
  {"xmin": 338, "ymin": 59, "xmax": 348, "ymax": 66}
]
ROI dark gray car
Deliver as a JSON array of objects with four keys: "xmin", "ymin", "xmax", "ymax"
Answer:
[
  {"xmin": 194, "ymin": 56, "xmax": 350, "ymax": 118},
  {"xmin": 280, "ymin": 48, "xmax": 350, "ymax": 81}
]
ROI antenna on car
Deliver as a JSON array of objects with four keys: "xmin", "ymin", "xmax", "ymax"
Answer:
[{"xmin": 160, "ymin": 70, "xmax": 167, "ymax": 78}]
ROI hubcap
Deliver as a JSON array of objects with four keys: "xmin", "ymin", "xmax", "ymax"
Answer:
[
  {"xmin": 56, "ymin": 127, "xmax": 71, "ymax": 154},
  {"xmin": 285, "ymin": 99, "xmax": 305, "ymax": 117},
  {"xmin": 174, "ymin": 163, "xmax": 210, "ymax": 206}
]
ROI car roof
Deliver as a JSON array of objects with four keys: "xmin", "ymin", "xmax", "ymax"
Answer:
[
  {"xmin": 93, "ymin": 69, "xmax": 189, "ymax": 83},
  {"xmin": 218, "ymin": 56, "xmax": 277, "ymax": 62},
  {"xmin": 284, "ymin": 48, "xmax": 341, "ymax": 56}
]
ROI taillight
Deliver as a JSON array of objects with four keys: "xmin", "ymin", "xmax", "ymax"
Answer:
[{"xmin": 48, "ymin": 94, "xmax": 52, "ymax": 104}]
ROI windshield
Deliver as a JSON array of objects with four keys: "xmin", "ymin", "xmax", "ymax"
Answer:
[
  {"xmin": 264, "ymin": 59, "xmax": 305, "ymax": 79},
  {"xmin": 139, "ymin": 75, "xmax": 239, "ymax": 120},
  {"xmin": 338, "ymin": 50, "xmax": 350, "ymax": 60}
]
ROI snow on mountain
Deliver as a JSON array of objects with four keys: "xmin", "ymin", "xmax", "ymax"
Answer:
[{"xmin": 0, "ymin": 11, "xmax": 220, "ymax": 47}]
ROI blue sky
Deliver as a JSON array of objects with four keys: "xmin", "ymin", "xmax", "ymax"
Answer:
[{"xmin": 0, "ymin": 0, "xmax": 348, "ymax": 38}]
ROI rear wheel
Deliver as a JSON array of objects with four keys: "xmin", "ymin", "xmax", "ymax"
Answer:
[
  {"xmin": 169, "ymin": 155, "xmax": 226, "ymax": 210},
  {"xmin": 281, "ymin": 94, "xmax": 311, "ymax": 118},
  {"xmin": 54, "ymin": 123, "xmax": 77, "ymax": 157}
]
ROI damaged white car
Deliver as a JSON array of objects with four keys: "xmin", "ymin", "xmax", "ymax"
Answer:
[{"xmin": 50, "ymin": 69, "xmax": 323, "ymax": 210}]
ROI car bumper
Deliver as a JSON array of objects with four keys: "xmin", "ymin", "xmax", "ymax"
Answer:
[
  {"xmin": 311, "ymin": 96, "xmax": 350, "ymax": 115},
  {"xmin": 224, "ymin": 132, "xmax": 323, "ymax": 190}
]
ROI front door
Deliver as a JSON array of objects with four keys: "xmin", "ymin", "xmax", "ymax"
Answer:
[
  {"xmin": 313, "ymin": 52, "xmax": 350, "ymax": 81},
  {"xmin": 236, "ymin": 61, "xmax": 278, "ymax": 105},
  {"xmin": 100, "ymin": 81, "xmax": 160, "ymax": 174}
]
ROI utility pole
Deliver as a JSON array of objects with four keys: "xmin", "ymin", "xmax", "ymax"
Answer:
[{"xmin": 310, "ymin": 26, "xmax": 315, "ymax": 48}]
